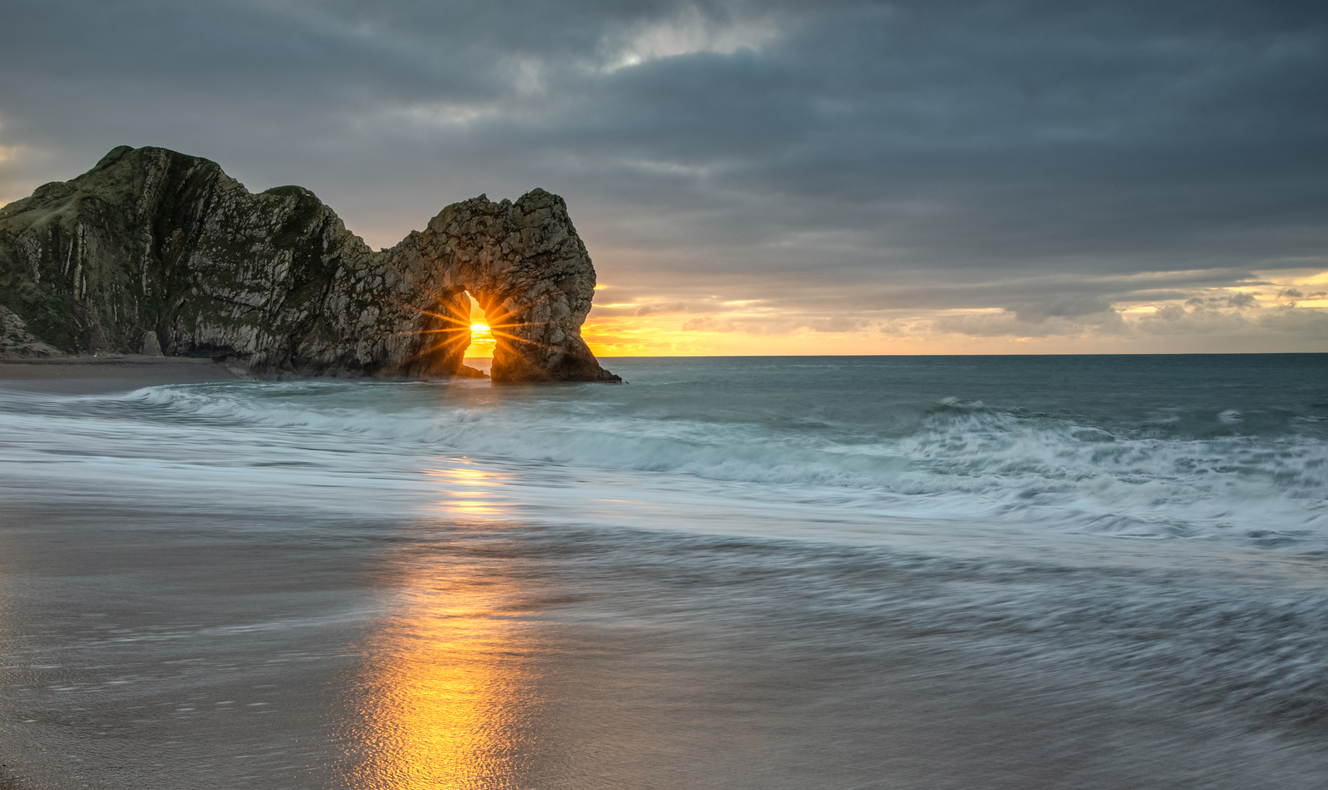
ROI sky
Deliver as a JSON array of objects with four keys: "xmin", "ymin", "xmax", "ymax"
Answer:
[{"xmin": 2, "ymin": 0, "xmax": 1326, "ymax": 356}]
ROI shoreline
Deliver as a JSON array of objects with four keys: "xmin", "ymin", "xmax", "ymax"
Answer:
[
  {"xmin": 0, "ymin": 355, "xmax": 243, "ymax": 394},
  {"xmin": 0, "ymin": 355, "xmax": 497, "ymax": 395}
]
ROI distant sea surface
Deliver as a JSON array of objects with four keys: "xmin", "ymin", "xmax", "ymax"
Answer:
[{"xmin": 1, "ymin": 355, "xmax": 1326, "ymax": 789}]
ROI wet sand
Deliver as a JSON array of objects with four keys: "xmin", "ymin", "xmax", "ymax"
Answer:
[
  {"xmin": 0, "ymin": 356, "xmax": 241, "ymax": 394},
  {"xmin": 2, "ymin": 497, "xmax": 1327, "ymax": 789}
]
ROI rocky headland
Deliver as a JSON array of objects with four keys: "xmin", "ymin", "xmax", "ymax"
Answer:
[{"xmin": 0, "ymin": 146, "xmax": 619, "ymax": 382}]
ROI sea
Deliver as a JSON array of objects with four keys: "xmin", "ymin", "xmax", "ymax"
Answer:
[{"xmin": 0, "ymin": 354, "xmax": 1326, "ymax": 789}]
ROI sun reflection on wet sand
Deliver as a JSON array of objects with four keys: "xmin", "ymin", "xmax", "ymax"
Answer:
[
  {"xmin": 339, "ymin": 465, "xmax": 546, "ymax": 789},
  {"xmin": 425, "ymin": 465, "xmax": 514, "ymax": 518},
  {"xmin": 339, "ymin": 537, "xmax": 546, "ymax": 789}
]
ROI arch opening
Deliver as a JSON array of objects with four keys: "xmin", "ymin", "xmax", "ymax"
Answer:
[
  {"xmin": 464, "ymin": 293, "xmax": 496, "ymax": 360},
  {"xmin": 406, "ymin": 288, "xmax": 481, "ymax": 378},
  {"xmin": 406, "ymin": 275, "xmax": 618, "ymax": 383},
  {"xmin": 406, "ymin": 288, "xmax": 516, "ymax": 379}
]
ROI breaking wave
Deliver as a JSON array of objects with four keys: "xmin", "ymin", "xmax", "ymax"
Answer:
[{"xmin": 111, "ymin": 375, "xmax": 1328, "ymax": 550}]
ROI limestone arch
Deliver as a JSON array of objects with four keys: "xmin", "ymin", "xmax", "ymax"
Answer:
[{"xmin": 402, "ymin": 189, "xmax": 621, "ymax": 383}]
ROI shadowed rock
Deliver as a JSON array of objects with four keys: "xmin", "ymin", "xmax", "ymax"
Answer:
[
  {"xmin": 140, "ymin": 329, "xmax": 163, "ymax": 357},
  {"xmin": 0, "ymin": 146, "xmax": 620, "ymax": 382}
]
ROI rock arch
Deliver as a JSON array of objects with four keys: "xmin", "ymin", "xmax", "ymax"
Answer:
[
  {"xmin": 0, "ymin": 146, "xmax": 620, "ymax": 383},
  {"xmin": 395, "ymin": 190, "xmax": 619, "ymax": 382}
]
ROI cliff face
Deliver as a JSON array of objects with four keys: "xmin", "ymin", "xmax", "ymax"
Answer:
[{"xmin": 0, "ymin": 146, "xmax": 619, "ymax": 382}]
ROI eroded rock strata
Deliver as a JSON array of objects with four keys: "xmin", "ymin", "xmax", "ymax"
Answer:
[{"xmin": 0, "ymin": 146, "xmax": 619, "ymax": 382}]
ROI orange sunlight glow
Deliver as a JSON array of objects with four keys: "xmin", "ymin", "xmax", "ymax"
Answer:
[
  {"xmin": 338, "ymin": 463, "xmax": 545, "ymax": 788},
  {"xmin": 576, "ymin": 269, "xmax": 1328, "ymax": 357},
  {"xmin": 465, "ymin": 298, "xmax": 496, "ymax": 358},
  {"xmin": 398, "ymin": 268, "xmax": 1328, "ymax": 363},
  {"xmin": 401, "ymin": 288, "xmax": 567, "ymax": 367}
]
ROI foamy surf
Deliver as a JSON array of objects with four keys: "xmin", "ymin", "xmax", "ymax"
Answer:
[{"xmin": 9, "ymin": 354, "xmax": 1309, "ymax": 553}]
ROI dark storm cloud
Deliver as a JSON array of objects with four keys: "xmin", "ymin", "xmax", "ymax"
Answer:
[{"xmin": 1, "ymin": 0, "xmax": 1325, "ymax": 331}]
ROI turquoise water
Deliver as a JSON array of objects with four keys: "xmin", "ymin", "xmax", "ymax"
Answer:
[{"xmin": 0, "ymin": 355, "xmax": 1325, "ymax": 788}]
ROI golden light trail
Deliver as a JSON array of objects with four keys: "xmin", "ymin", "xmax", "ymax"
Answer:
[
  {"xmin": 425, "ymin": 466, "xmax": 511, "ymax": 519},
  {"xmin": 339, "ymin": 464, "xmax": 546, "ymax": 789}
]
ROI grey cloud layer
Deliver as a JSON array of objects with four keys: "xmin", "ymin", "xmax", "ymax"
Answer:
[{"xmin": 2, "ymin": 0, "xmax": 1324, "ymax": 339}]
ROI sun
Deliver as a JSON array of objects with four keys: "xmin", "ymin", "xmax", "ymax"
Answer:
[{"xmin": 468, "ymin": 321, "xmax": 496, "ymax": 357}]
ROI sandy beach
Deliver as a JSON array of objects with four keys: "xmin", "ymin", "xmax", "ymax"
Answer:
[
  {"xmin": 0, "ymin": 356, "xmax": 242, "ymax": 394},
  {"xmin": 0, "ymin": 356, "xmax": 1325, "ymax": 789}
]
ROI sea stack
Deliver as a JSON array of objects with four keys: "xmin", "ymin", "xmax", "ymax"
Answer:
[{"xmin": 0, "ymin": 146, "xmax": 620, "ymax": 382}]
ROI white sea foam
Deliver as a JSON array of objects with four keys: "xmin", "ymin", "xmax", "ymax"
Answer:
[
  {"xmin": 3, "ymin": 355, "xmax": 1325, "ymax": 553},
  {"xmin": 72, "ymin": 380, "xmax": 1319, "ymax": 550}
]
